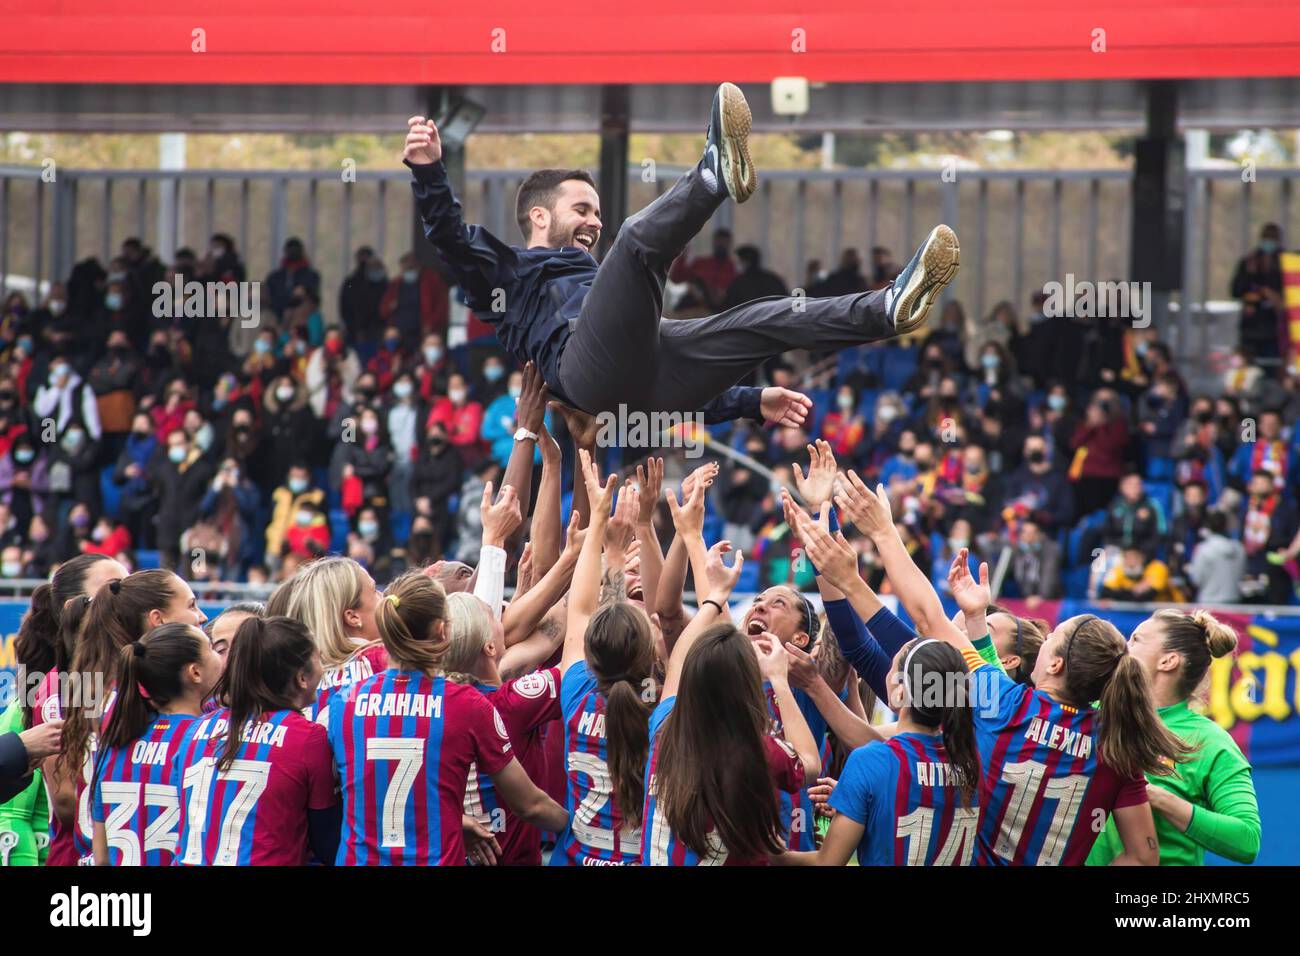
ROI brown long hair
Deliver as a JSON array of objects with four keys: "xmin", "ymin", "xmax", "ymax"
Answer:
[
  {"xmin": 99, "ymin": 623, "xmax": 208, "ymax": 751},
  {"xmin": 1150, "ymin": 609, "xmax": 1238, "ymax": 701},
  {"xmin": 897, "ymin": 638, "xmax": 982, "ymax": 803},
  {"xmin": 988, "ymin": 603, "xmax": 1047, "ymax": 685},
  {"xmin": 216, "ymin": 616, "xmax": 316, "ymax": 774},
  {"xmin": 374, "ymin": 570, "xmax": 450, "ymax": 675},
  {"xmin": 13, "ymin": 554, "xmax": 116, "ymax": 727},
  {"xmin": 60, "ymin": 570, "xmax": 181, "ymax": 778},
  {"xmin": 654, "ymin": 622, "xmax": 785, "ymax": 860},
  {"xmin": 1057, "ymin": 615, "xmax": 1192, "ymax": 780},
  {"xmin": 584, "ymin": 602, "xmax": 654, "ymax": 830}
]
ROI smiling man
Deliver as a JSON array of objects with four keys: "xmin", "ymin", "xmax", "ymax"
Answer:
[{"xmin": 403, "ymin": 82, "xmax": 959, "ymax": 428}]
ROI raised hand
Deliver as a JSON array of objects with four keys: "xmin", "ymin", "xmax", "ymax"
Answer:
[
  {"xmin": 562, "ymin": 510, "xmax": 587, "ymax": 557},
  {"xmin": 792, "ymin": 439, "xmax": 839, "ymax": 508},
  {"xmin": 681, "ymin": 460, "xmax": 719, "ymax": 502},
  {"xmin": 784, "ymin": 493, "xmax": 859, "ymax": 591},
  {"xmin": 760, "ymin": 387, "xmax": 814, "ymax": 428},
  {"xmin": 606, "ymin": 482, "xmax": 639, "ymax": 554},
  {"xmin": 538, "ymin": 420, "xmax": 562, "ymax": 465},
  {"xmin": 548, "ymin": 400, "xmax": 601, "ymax": 448},
  {"xmin": 515, "ymin": 362, "xmax": 548, "ymax": 434},
  {"xmin": 480, "ymin": 482, "xmax": 523, "ymax": 548},
  {"xmin": 752, "ymin": 631, "xmax": 792, "ymax": 686},
  {"xmin": 947, "ymin": 548, "xmax": 991, "ymax": 618},
  {"xmin": 578, "ymin": 448, "xmax": 617, "ymax": 521},
  {"xmin": 635, "ymin": 457, "xmax": 664, "ymax": 528},
  {"xmin": 666, "ymin": 474, "xmax": 707, "ymax": 539},
  {"xmin": 783, "ymin": 641, "xmax": 823, "ymax": 692},
  {"xmin": 404, "ymin": 115, "xmax": 442, "ymax": 165},
  {"xmin": 835, "ymin": 470, "xmax": 895, "ymax": 540},
  {"xmin": 702, "ymin": 540, "xmax": 744, "ymax": 602}
]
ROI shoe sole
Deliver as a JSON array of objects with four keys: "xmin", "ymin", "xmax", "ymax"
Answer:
[
  {"xmin": 717, "ymin": 82, "xmax": 756, "ymax": 203},
  {"xmin": 893, "ymin": 224, "xmax": 960, "ymax": 333}
]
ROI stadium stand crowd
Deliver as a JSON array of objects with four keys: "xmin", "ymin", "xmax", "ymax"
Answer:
[{"xmin": 1, "ymin": 221, "xmax": 1298, "ymax": 607}]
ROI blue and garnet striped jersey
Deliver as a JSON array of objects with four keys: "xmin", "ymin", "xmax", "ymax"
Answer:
[
  {"xmin": 961, "ymin": 647, "xmax": 1148, "ymax": 866},
  {"xmin": 309, "ymin": 643, "xmax": 389, "ymax": 725},
  {"xmin": 551, "ymin": 661, "xmax": 643, "ymax": 866},
  {"xmin": 764, "ymin": 683, "xmax": 829, "ymax": 852},
  {"xmin": 91, "ymin": 713, "xmax": 199, "ymax": 866},
  {"xmin": 329, "ymin": 669, "xmax": 513, "ymax": 866},
  {"xmin": 642, "ymin": 696, "xmax": 804, "ymax": 866},
  {"xmin": 465, "ymin": 667, "xmax": 562, "ymax": 866},
  {"xmin": 172, "ymin": 707, "xmax": 337, "ymax": 866},
  {"xmin": 829, "ymin": 733, "xmax": 979, "ymax": 866}
]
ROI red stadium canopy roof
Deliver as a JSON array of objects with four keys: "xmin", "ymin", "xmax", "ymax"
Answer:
[{"xmin": 3, "ymin": 0, "xmax": 1300, "ymax": 86}]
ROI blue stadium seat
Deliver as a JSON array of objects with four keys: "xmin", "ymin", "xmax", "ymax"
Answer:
[
  {"xmin": 1145, "ymin": 481, "xmax": 1175, "ymax": 521},
  {"xmin": 99, "ymin": 465, "xmax": 122, "ymax": 521},
  {"xmin": 735, "ymin": 558, "xmax": 760, "ymax": 593},
  {"xmin": 136, "ymin": 549, "xmax": 161, "ymax": 570},
  {"xmin": 1064, "ymin": 566, "xmax": 1091, "ymax": 598},
  {"xmin": 880, "ymin": 346, "xmax": 918, "ymax": 391},
  {"xmin": 1145, "ymin": 457, "xmax": 1175, "ymax": 482},
  {"xmin": 390, "ymin": 510, "xmax": 412, "ymax": 545},
  {"xmin": 329, "ymin": 509, "xmax": 350, "ymax": 552},
  {"xmin": 702, "ymin": 515, "xmax": 724, "ymax": 544}
]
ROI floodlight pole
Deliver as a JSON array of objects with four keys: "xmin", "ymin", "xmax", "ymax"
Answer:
[{"xmin": 596, "ymin": 84, "xmax": 631, "ymax": 260}]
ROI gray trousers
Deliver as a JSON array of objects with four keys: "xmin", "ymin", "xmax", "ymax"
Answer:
[{"xmin": 558, "ymin": 164, "xmax": 896, "ymax": 416}]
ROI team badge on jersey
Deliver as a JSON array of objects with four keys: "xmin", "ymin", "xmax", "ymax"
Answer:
[{"xmin": 513, "ymin": 672, "xmax": 553, "ymax": 699}]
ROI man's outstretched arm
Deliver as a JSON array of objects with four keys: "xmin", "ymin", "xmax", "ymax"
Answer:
[
  {"xmin": 697, "ymin": 386, "xmax": 812, "ymax": 426},
  {"xmin": 403, "ymin": 116, "xmax": 516, "ymax": 305}
]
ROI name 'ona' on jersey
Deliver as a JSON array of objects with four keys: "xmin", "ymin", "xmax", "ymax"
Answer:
[{"xmin": 91, "ymin": 713, "xmax": 199, "ymax": 866}]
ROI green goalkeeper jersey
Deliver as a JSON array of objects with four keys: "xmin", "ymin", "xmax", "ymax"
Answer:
[
  {"xmin": 1085, "ymin": 699, "xmax": 1260, "ymax": 866},
  {"xmin": 0, "ymin": 701, "xmax": 49, "ymax": 866}
]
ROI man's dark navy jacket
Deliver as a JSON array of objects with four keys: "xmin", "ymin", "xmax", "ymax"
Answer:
[
  {"xmin": 0, "ymin": 731, "xmax": 31, "ymax": 804},
  {"xmin": 408, "ymin": 160, "xmax": 762, "ymax": 423}
]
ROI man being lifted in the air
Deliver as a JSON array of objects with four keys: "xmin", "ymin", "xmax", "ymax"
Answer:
[{"xmin": 402, "ymin": 82, "xmax": 959, "ymax": 427}]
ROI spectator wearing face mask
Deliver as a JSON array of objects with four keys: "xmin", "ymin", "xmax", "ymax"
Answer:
[
  {"xmin": 0, "ymin": 383, "xmax": 29, "ymax": 459},
  {"xmin": 481, "ymin": 369, "xmax": 535, "ymax": 470},
  {"xmin": 1232, "ymin": 223, "xmax": 1286, "ymax": 365},
  {"xmin": 282, "ymin": 499, "xmax": 331, "ymax": 562},
  {"xmin": 47, "ymin": 420, "xmax": 102, "ymax": 519},
  {"xmin": 1007, "ymin": 518, "xmax": 1062, "ymax": 601},
  {"xmin": 56, "ymin": 503, "xmax": 97, "ymax": 562},
  {"xmin": 1100, "ymin": 545, "xmax": 1183, "ymax": 603},
  {"xmin": 1068, "ymin": 393, "xmax": 1130, "ymax": 520},
  {"xmin": 150, "ymin": 379, "xmax": 196, "ymax": 443},
  {"xmin": 86, "ymin": 330, "xmax": 141, "ymax": 456},
  {"xmin": 244, "ymin": 330, "xmax": 284, "ymax": 384},
  {"xmin": 266, "ymin": 463, "xmax": 326, "ymax": 567},
  {"xmin": 0, "ymin": 433, "xmax": 48, "ymax": 533},
  {"xmin": 340, "ymin": 407, "xmax": 394, "ymax": 526},
  {"xmin": 366, "ymin": 326, "xmax": 407, "ymax": 393},
  {"xmin": 411, "ymin": 424, "xmax": 462, "ymax": 558},
  {"xmin": 820, "ymin": 385, "xmax": 867, "ymax": 460},
  {"xmin": 379, "ymin": 251, "xmax": 450, "ymax": 351},
  {"xmin": 149, "ymin": 428, "xmax": 215, "ymax": 573},
  {"xmin": 1102, "ymin": 473, "xmax": 1168, "ymax": 555},
  {"xmin": 113, "ymin": 412, "xmax": 159, "ymax": 549},
  {"xmin": 222, "ymin": 406, "xmax": 263, "ymax": 484},
  {"xmin": 305, "ymin": 327, "xmax": 361, "ymax": 420},
  {"xmin": 1185, "ymin": 510, "xmax": 1246, "ymax": 604},
  {"xmin": 415, "ymin": 333, "xmax": 449, "ymax": 400},
  {"xmin": 197, "ymin": 457, "xmax": 261, "ymax": 578},
  {"xmin": 340, "ymin": 247, "xmax": 387, "ymax": 360},
  {"xmin": 386, "ymin": 372, "xmax": 427, "ymax": 513},
  {"xmin": 1002, "ymin": 435, "xmax": 1075, "ymax": 536},
  {"xmin": 261, "ymin": 376, "xmax": 319, "ymax": 491},
  {"xmin": 33, "ymin": 357, "xmax": 101, "ymax": 445},
  {"xmin": 1239, "ymin": 469, "xmax": 1299, "ymax": 604},
  {"xmin": 81, "ymin": 515, "xmax": 131, "ymax": 558},
  {"xmin": 264, "ymin": 237, "xmax": 321, "ymax": 321},
  {"xmin": 477, "ymin": 355, "xmax": 511, "ymax": 405},
  {"xmin": 428, "ymin": 373, "xmax": 485, "ymax": 467}
]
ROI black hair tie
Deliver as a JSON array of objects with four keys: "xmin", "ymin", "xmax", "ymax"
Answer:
[
  {"xmin": 132, "ymin": 641, "xmax": 146, "ymax": 657},
  {"xmin": 109, "ymin": 579, "xmax": 123, "ymax": 595}
]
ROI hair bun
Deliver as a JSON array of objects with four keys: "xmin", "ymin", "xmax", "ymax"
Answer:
[{"xmin": 1191, "ymin": 610, "xmax": 1238, "ymax": 659}]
